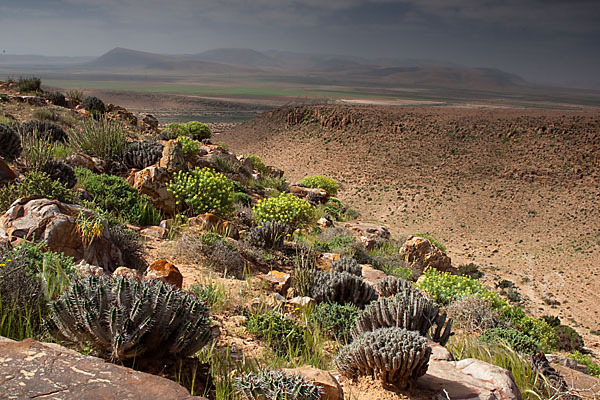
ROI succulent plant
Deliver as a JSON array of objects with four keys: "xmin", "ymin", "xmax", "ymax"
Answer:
[
  {"xmin": 352, "ymin": 289, "xmax": 453, "ymax": 345},
  {"xmin": 335, "ymin": 327, "xmax": 431, "ymax": 389},
  {"xmin": 235, "ymin": 369, "xmax": 323, "ymax": 400},
  {"xmin": 124, "ymin": 140, "xmax": 164, "ymax": 169},
  {"xmin": 246, "ymin": 221, "xmax": 291, "ymax": 249},
  {"xmin": 21, "ymin": 120, "xmax": 68, "ymax": 143},
  {"xmin": 46, "ymin": 91, "xmax": 67, "ymax": 107},
  {"xmin": 83, "ymin": 96, "xmax": 106, "ymax": 114},
  {"xmin": 310, "ymin": 270, "xmax": 378, "ymax": 308},
  {"xmin": 0, "ymin": 123, "xmax": 22, "ymax": 161},
  {"xmin": 41, "ymin": 160, "xmax": 76, "ymax": 188},
  {"xmin": 331, "ymin": 257, "xmax": 362, "ymax": 277},
  {"xmin": 376, "ymin": 275, "xmax": 415, "ymax": 297},
  {"xmin": 46, "ymin": 275, "xmax": 212, "ymax": 362}
]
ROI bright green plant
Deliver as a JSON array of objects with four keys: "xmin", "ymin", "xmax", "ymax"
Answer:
[
  {"xmin": 53, "ymin": 143, "xmax": 73, "ymax": 159},
  {"xmin": 514, "ymin": 316, "xmax": 557, "ymax": 351},
  {"xmin": 253, "ymin": 193, "xmax": 313, "ymax": 228},
  {"xmin": 69, "ymin": 118, "xmax": 127, "ymax": 160},
  {"xmin": 569, "ymin": 351, "xmax": 600, "ymax": 377},
  {"xmin": 246, "ymin": 309, "xmax": 305, "ymax": 355},
  {"xmin": 75, "ymin": 168, "xmax": 161, "ymax": 225},
  {"xmin": 189, "ymin": 280, "xmax": 228, "ymax": 312},
  {"xmin": 310, "ymin": 302, "xmax": 360, "ymax": 343},
  {"xmin": 299, "ymin": 176, "xmax": 338, "ymax": 195},
  {"xmin": 0, "ymin": 171, "xmax": 74, "ymax": 214},
  {"xmin": 480, "ymin": 327, "xmax": 540, "ymax": 354},
  {"xmin": 245, "ymin": 154, "xmax": 268, "ymax": 175},
  {"xmin": 179, "ymin": 136, "xmax": 200, "ymax": 157},
  {"xmin": 167, "ymin": 168, "xmax": 234, "ymax": 217},
  {"xmin": 182, "ymin": 121, "xmax": 211, "ymax": 140}
]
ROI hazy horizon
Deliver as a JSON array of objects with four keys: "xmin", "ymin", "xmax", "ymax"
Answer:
[{"xmin": 1, "ymin": 0, "xmax": 599, "ymax": 89}]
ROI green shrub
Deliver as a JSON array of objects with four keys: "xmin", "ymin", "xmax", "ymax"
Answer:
[
  {"xmin": 414, "ymin": 233, "xmax": 446, "ymax": 253},
  {"xmin": 569, "ymin": 351, "xmax": 600, "ymax": 377},
  {"xmin": 232, "ymin": 192, "xmax": 252, "ymax": 206},
  {"xmin": 182, "ymin": 121, "xmax": 211, "ymax": 140},
  {"xmin": 245, "ymin": 154, "xmax": 268, "ymax": 175},
  {"xmin": 16, "ymin": 127, "xmax": 56, "ymax": 171},
  {"xmin": 480, "ymin": 327, "xmax": 539, "ymax": 354},
  {"xmin": 82, "ymin": 96, "xmax": 106, "ymax": 114},
  {"xmin": 515, "ymin": 316, "xmax": 557, "ymax": 351},
  {"xmin": 75, "ymin": 168, "xmax": 160, "ymax": 225},
  {"xmin": 310, "ymin": 302, "xmax": 360, "ymax": 343},
  {"xmin": 46, "ymin": 91, "xmax": 66, "ymax": 107},
  {"xmin": 178, "ymin": 136, "xmax": 200, "ymax": 157},
  {"xmin": 32, "ymin": 109, "xmax": 61, "ymax": 122},
  {"xmin": 299, "ymin": 176, "xmax": 338, "ymax": 195},
  {"xmin": 542, "ymin": 315, "xmax": 561, "ymax": 328},
  {"xmin": 17, "ymin": 76, "xmax": 41, "ymax": 93},
  {"xmin": 189, "ymin": 281, "xmax": 227, "ymax": 311},
  {"xmin": 0, "ymin": 171, "xmax": 74, "ymax": 214},
  {"xmin": 253, "ymin": 193, "xmax": 313, "ymax": 228},
  {"xmin": 554, "ymin": 325, "xmax": 584, "ymax": 352},
  {"xmin": 246, "ymin": 309, "xmax": 304, "ymax": 354},
  {"xmin": 167, "ymin": 168, "xmax": 234, "ymax": 217},
  {"xmin": 69, "ymin": 118, "xmax": 127, "ymax": 161}
]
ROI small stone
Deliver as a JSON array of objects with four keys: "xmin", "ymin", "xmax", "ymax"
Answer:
[
  {"xmin": 140, "ymin": 226, "xmax": 167, "ymax": 239},
  {"xmin": 288, "ymin": 297, "xmax": 315, "ymax": 307},
  {"xmin": 113, "ymin": 266, "xmax": 139, "ymax": 279},
  {"xmin": 144, "ymin": 260, "xmax": 183, "ymax": 289},
  {"xmin": 257, "ymin": 270, "xmax": 291, "ymax": 295}
]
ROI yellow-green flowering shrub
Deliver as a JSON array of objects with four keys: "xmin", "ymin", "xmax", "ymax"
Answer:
[
  {"xmin": 167, "ymin": 168, "xmax": 234, "ymax": 217},
  {"xmin": 178, "ymin": 136, "xmax": 200, "ymax": 157},
  {"xmin": 299, "ymin": 175, "xmax": 338, "ymax": 195},
  {"xmin": 253, "ymin": 192, "xmax": 313, "ymax": 227}
]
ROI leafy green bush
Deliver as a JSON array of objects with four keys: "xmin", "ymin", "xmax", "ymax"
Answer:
[
  {"xmin": 515, "ymin": 315, "xmax": 557, "ymax": 351},
  {"xmin": 480, "ymin": 327, "xmax": 539, "ymax": 354},
  {"xmin": 253, "ymin": 193, "xmax": 313, "ymax": 228},
  {"xmin": 166, "ymin": 121, "xmax": 211, "ymax": 140},
  {"xmin": 414, "ymin": 233, "xmax": 446, "ymax": 253},
  {"xmin": 69, "ymin": 118, "xmax": 127, "ymax": 161},
  {"xmin": 310, "ymin": 302, "xmax": 360, "ymax": 343},
  {"xmin": 313, "ymin": 234, "xmax": 355, "ymax": 254},
  {"xmin": 299, "ymin": 176, "xmax": 338, "ymax": 195},
  {"xmin": 17, "ymin": 76, "xmax": 41, "ymax": 93},
  {"xmin": 0, "ymin": 171, "xmax": 74, "ymax": 214},
  {"xmin": 167, "ymin": 168, "xmax": 234, "ymax": 217},
  {"xmin": 569, "ymin": 351, "xmax": 600, "ymax": 377},
  {"xmin": 554, "ymin": 325, "xmax": 584, "ymax": 352},
  {"xmin": 75, "ymin": 168, "xmax": 160, "ymax": 225},
  {"xmin": 232, "ymin": 192, "xmax": 252, "ymax": 206},
  {"xmin": 246, "ymin": 309, "xmax": 304, "ymax": 354},
  {"xmin": 178, "ymin": 136, "xmax": 200, "ymax": 157},
  {"xmin": 245, "ymin": 154, "xmax": 268, "ymax": 175}
]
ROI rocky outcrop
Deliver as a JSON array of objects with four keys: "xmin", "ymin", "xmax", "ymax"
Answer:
[
  {"xmin": 160, "ymin": 139, "xmax": 186, "ymax": 173},
  {"xmin": 189, "ymin": 213, "xmax": 240, "ymax": 240},
  {"xmin": 127, "ymin": 166, "xmax": 176, "ymax": 216},
  {"xmin": 0, "ymin": 337, "xmax": 204, "ymax": 400},
  {"xmin": 289, "ymin": 185, "xmax": 329, "ymax": 204},
  {"xmin": 342, "ymin": 220, "xmax": 391, "ymax": 250},
  {"xmin": 144, "ymin": 259, "xmax": 183, "ymax": 289},
  {"xmin": 0, "ymin": 197, "xmax": 122, "ymax": 271},
  {"xmin": 282, "ymin": 365, "xmax": 343, "ymax": 400},
  {"xmin": 399, "ymin": 235, "xmax": 453, "ymax": 275}
]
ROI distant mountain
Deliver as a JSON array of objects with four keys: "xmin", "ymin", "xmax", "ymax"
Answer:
[{"xmin": 87, "ymin": 47, "xmax": 171, "ymax": 69}]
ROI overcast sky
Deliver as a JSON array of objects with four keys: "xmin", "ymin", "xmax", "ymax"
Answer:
[{"xmin": 0, "ymin": 0, "xmax": 598, "ymax": 88}]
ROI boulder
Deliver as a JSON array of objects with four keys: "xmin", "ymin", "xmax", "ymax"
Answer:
[
  {"xmin": 552, "ymin": 363, "xmax": 600, "ymax": 396},
  {"xmin": 360, "ymin": 264, "xmax": 388, "ymax": 287},
  {"xmin": 418, "ymin": 358, "xmax": 522, "ymax": 400},
  {"xmin": 342, "ymin": 221, "xmax": 391, "ymax": 249},
  {"xmin": 65, "ymin": 152, "xmax": 103, "ymax": 172},
  {"xmin": 0, "ymin": 157, "xmax": 16, "ymax": 185},
  {"xmin": 399, "ymin": 235, "xmax": 453, "ymax": 275},
  {"xmin": 159, "ymin": 139, "xmax": 185, "ymax": 173},
  {"xmin": 140, "ymin": 225, "xmax": 168, "ymax": 239},
  {"xmin": 189, "ymin": 213, "xmax": 240, "ymax": 240},
  {"xmin": 0, "ymin": 197, "xmax": 123, "ymax": 272},
  {"xmin": 429, "ymin": 340, "xmax": 454, "ymax": 361},
  {"xmin": 113, "ymin": 266, "xmax": 139, "ymax": 279},
  {"xmin": 0, "ymin": 337, "xmax": 204, "ymax": 399},
  {"xmin": 127, "ymin": 166, "xmax": 176, "ymax": 216},
  {"xmin": 282, "ymin": 365, "xmax": 343, "ymax": 400},
  {"xmin": 142, "ymin": 114, "xmax": 159, "ymax": 129},
  {"xmin": 289, "ymin": 185, "xmax": 329, "ymax": 204},
  {"xmin": 144, "ymin": 259, "xmax": 183, "ymax": 289},
  {"xmin": 257, "ymin": 270, "xmax": 292, "ymax": 295},
  {"xmin": 74, "ymin": 260, "xmax": 105, "ymax": 276}
]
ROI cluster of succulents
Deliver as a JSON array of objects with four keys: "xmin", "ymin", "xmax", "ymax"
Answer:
[
  {"xmin": 310, "ymin": 270, "xmax": 378, "ymax": 308},
  {"xmin": 376, "ymin": 275, "xmax": 416, "ymax": 297},
  {"xmin": 253, "ymin": 192, "xmax": 314, "ymax": 227},
  {"xmin": 124, "ymin": 140, "xmax": 164, "ymax": 169},
  {"xmin": 83, "ymin": 96, "xmax": 106, "ymax": 114},
  {"xmin": 335, "ymin": 327, "xmax": 431, "ymax": 389},
  {"xmin": 235, "ymin": 369, "xmax": 323, "ymax": 400},
  {"xmin": 0, "ymin": 123, "xmax": 22, "ymax": 161},
  {"xmin": 46, "ymin": 91, "xmax": 67, "ymax": 107},
  {"xmin": 246, "ymin": 221, "xmax": 291, "ymax": 249},
  {"xmin": 41, "ymin": 160, "xmax": 76, "ymax": 188},
  {"xmin": 352, "ymin": 288, "xmax": 453, "ymax": 346},
  {"xmin": 331, "ymin": 257, "xmax": 362, "ymax": 276},
  {"xmin": 47, "ymin": 275, "xmax": 212, "ymax": 362},
  {"xmin": 167, "ymin": 167, "xmax": 235, "ymax": 217},
  {"xmin": 21, "ymin": 120, "xmax": 68, "ymax": 143}
]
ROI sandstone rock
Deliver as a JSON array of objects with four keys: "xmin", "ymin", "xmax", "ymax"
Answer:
[
  {"xmin": 65, "ymin": 152, "xmax": 102, "ymax": 172},
  {"xmin": 288, "ymin": 296, "xmax": 316, "ymax": 307},
  {"xmin": 418, "ymin": 358, "xmax": 522, "ymax": 400},
  {"xmin": 318, "ymin": 216, "xmax": 334, "ymax": 228},
  {"xmin": 74, "ymin": 260, "xmax": 105, "ymax": 276},
  {"xmin": 266, "ymin": 166, "xmax": 284, "ymax": 178},
  {"xmin": 127, "ymin": 166, "xmax": 176, "ymax": 216},
  {"xmin": 360, "ymin": 264, "xmax": 388, "ymax": 286},
  {"xmin": 428, "ymin": 340, "xmax": 454, "ymax": 361},
  {"xmin": 546, "ymin": 354, "xmax": 588, "ymax": 373},
  {"xmin": 140, "ymin": 225, "xmax": 167, "ymax": 239},
  {"xmin": 257, "ymin": 270, "xmax": 291, "ymax": 294},
  {"xmin": 159, "ymin": 139, "xmax": 185, "ymax": 173},
  {"xmin": 552, "ymin": 363, "xmax": 600, "ymax": 396},
  {"xmin": 0, "ymin": 157, "xmax": 16, "ymax": 185},
  {"xmin": 142, "ymin": 114, "xmax": 159, "ymax": 129},
  {"xmin": 342, "ymin": 220, "xmax": 391, "ymax": 242},
  {"xmin": 399, "ymin": 235, "xmax": 453, "ymax": 275},
  {"xmin": 289, "ymin": 184, "xmax": 329, "ymax": 204},
  {"xmin": 113, "ymin": 266, "xmax": 139, "ymax": 279},
  {"xmin": 282, "ymin": 365, "xmax": 343, "ymax": 400},
  {"xmin": 145, "ymin": 259, "xmax": 183, "ymax": 289},
  {"xmin": 0, "ymin": 197, "xmax": 123, "ymax": 272},
  {"xmin": 189, "ymin": 213, "xmax": 240, "ymax": 240},
  {"xmin": 0, "ymin": 337, "xmax": 203, "ymax": 399}
]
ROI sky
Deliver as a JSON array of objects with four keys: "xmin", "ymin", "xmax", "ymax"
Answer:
[{"xmin": 0, "ymin": 0, "xmax": 599, "ymax": 88}]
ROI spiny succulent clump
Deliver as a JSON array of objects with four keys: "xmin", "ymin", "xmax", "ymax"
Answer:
[
  {"xmin": 21, "ymin": 120, "xmax": 68, "ymax": 143},
  {"xmin": 124, "ymin": 140, "xmax": 164, "ymax": 169},
  {"xmin": 246, "ymin": 221, "xmax": 291, "ymax": 249},
  {"xmin": 83, "ymin": 96, "xmax": 106, "ymax": 114},
  {"xmin": 331, "ymin": 257, "xmax": 362, "ymax": 277},
  {"xmin": 0, "ymin": 123, "xmax": 22, "ymax": 161},
  {"xmin": 46, "ymin": 91, "xmax": 67, "ymax": 107},
  {"xmin": 310, "ymin": 270, "xmax": 378, "ymax": 308},
  {"xmin": 335, "ymin": 327, "xmax": 432, "ymax": 389},
  {"xmin": 352, "ymin": 288, "xmax": 453, "ymax": 345},
  {"xmin": 376, "ymin": 275, "xmax": 416, "ymax": 297},
  {"xmin": 235, "ymin": 369, "xmax": 323, "ymax": 400},
  {"xmin": 41, "ymin": 160, "xmax": 77, "ymax": 188},
  {"xmin": 47, "ymin": 275, "xmax": 212, "ymax": 362}
]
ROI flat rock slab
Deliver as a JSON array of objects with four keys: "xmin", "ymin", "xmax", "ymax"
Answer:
[{"xmin": 0, "ymin": 338, "xmax": 204, "ymax": 400}]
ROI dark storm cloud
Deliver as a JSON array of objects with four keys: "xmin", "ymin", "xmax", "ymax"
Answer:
[{"xmin": 0, "ymin": 0, "xmax": 598, "ymax": 88}]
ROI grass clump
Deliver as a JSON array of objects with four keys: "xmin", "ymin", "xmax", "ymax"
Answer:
[
  {"xmin": 310, "ymin": 302, "xmax": 360, "ymax": 344},
  {"xmin": 17, "ymin": 76, "xmax": 41, "ymax": 93},
  {"xmin": 69, "ymin": 118, "xmax": 127, "ymax": 161},
  {"xmin": 246, "ymin": 309, "xmax": 304, "ymax": 355},
  {"xmin": 189, "ymin": 280, "xmax": 228, "ymax": 312},
  {"xmin": 0, "ymin": 171, "xmax": 74, "ymax": 214},
  {"xmin": 299, "ymin": 175, "xmax": 338, "ymax": 195},
  {"xmin": 168, "ymin": 168, "xmax": 234, "ymax": 217}
]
